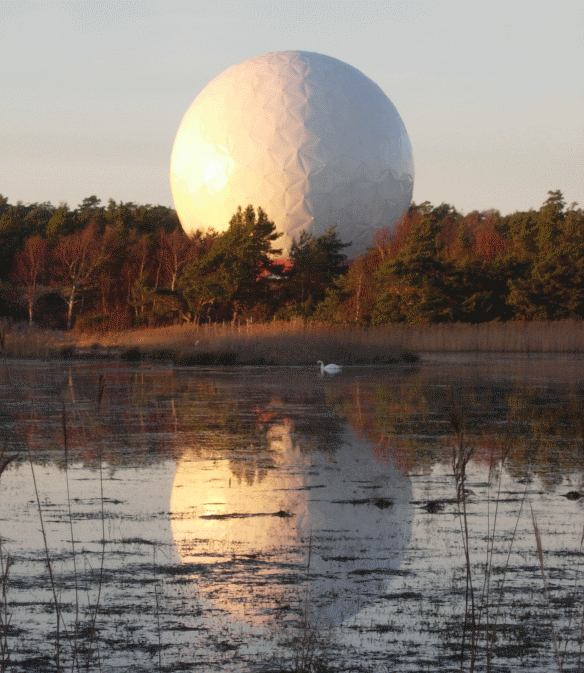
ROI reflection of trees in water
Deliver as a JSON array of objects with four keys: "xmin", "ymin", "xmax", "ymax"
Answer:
[
  {"xmin": 175, "ymin": 379, "xmax": 275, "ymax": 486},
  {"xmin": 327, "ymin": 377, "xmax": 434, "ymax": 473},
  {"xmin": 2, "ymin": 363, "xmax": 584, "ymax": 488},
  {"xmin": 67, "ymin": 367, "xmax": 183, "ymax": 466},
  {"xmin": 175, "ymin": 379, "xmax": 345, "ymax": 484},
  {"xmin": 328, "ymin": 372, "xmax": 584, "ymax": 486},
  {"xmin": 503, "ymin": 387, "xmax": 584, "ymax": 488},
  {"xmin": 1, "ymin": 365, "xmax": 347, "ymax": 476},
  {"xmin": 0, "ymin": 364, "xmax": 183, "ymax": 468},
  {"xmin": 285, "ymin": 397, "xmax": 345, "ymax": 456}
]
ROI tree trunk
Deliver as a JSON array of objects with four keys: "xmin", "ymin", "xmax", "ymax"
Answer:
[
  {"xmin": 66, "ymin": 285, "xmax": 77, "ymax": 330},
  {"xmin": 27, "ymin": 279, "xmax": 39, "ymax": 326},
  {"xmin": 355, "ymin": 272, "xmax": 363, "ymax": 322}
]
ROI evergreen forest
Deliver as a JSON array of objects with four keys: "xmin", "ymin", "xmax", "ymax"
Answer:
[{"xmin": 0, "ymin": 190, "xmax": 582, "ymax": 330}]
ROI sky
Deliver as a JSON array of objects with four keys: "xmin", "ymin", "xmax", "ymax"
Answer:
[{"xmin": 1, "ymin": 0, "xmax": 582, "ymax": 216}]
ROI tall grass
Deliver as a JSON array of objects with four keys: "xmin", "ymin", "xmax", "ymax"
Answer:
[
  {"xmin": 0, "ymin": 319, "xmax": 74, "ymax": 359},
  {"xmin": 4, "ymin": 318, "xmax": 584, "ymax": 362},
  {"xmin": 0, "ymin": 360, "xmax": 107, "ymax": 672},
  {"xmin": 75, "ymin": 319, "xmax": 584, "ymax": 357},
  {"xmin": 449, "ymin": 399, "xmax": 584, "ymax": 673},
  {"xmin": 448, "ymin": 401, "xmax": 477, "ymax": 671},
  {"xmin": 2, "ymin": 319, "xmax": 410, "ymax": 364},
  {"xmin": 0, "ymin": 540, "xmax": 10, "ymax": 672}
]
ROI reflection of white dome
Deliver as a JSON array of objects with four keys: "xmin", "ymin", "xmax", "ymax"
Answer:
[
  {"xmin": 171, "ymin": 424, "xmax": 304, "ymax": 563},
  {"xmin": 170, "ymin": 51, "xmax": 414, "ymax": 257},
  {"xmin": 170, "ymin": 424, "xmax": 412, "ymax": 627}
]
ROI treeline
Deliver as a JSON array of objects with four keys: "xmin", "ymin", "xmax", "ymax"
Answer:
[{"xmin": 0, "ymin": 190, "xmax": 582, "ymax": 329}]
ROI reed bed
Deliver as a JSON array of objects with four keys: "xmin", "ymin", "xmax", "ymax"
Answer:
[
  {"xmin": 81, "ymin": 320, "xmax": 412, "ymax": 365},
  {"xmin": 0, "ymin": 319, "xmax": 74, "ymax": 359},
  {"xmin": 400, "ymin": 319, "xmax": 584, "ymax": 353},
  {"xmin": 3, "ymin": 318, "xmax": 584, "ymax": 363}
]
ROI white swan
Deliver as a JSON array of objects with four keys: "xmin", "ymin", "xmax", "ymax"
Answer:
[{"xmin": 317, "ymin": 360, "xmax": 342, "ymax": 375}]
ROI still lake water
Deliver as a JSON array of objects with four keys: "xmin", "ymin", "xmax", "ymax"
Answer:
[{"xmin": 0, "ymin": 354, "xmax": 583, "ymax": 672}]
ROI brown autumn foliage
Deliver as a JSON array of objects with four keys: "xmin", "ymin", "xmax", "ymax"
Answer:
[{"xmin": 1, "ymin": 190, "xmax": 583, "ymax": 330}]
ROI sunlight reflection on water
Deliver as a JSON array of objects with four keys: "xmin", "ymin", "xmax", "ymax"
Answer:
[{"xmin": 171, "ymin": 424, "xmax": 412, "ymax": 628}]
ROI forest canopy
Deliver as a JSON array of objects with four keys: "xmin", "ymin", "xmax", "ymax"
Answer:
[{"xmin": 0, "ymin": 191, "xmax": 582, "ymax": 329}]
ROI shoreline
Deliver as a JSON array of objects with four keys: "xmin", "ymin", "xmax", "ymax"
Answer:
[{"xmin": 2, "ymin": 319, "xmax": 584, "ymax": 363}]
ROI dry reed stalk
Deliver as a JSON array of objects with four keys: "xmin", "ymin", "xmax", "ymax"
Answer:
[
  {"xmin": 0, "ymin": 358, "xmax": 72, "ymax": 668},
  {"xmin": 61, "ymin": 402, "xmax": 81, "ymax": 671},
  {"xmin": 401, "ymin": 320, "xmax": 584, "ymax": 353},
  {"xmin": 579, "ymin": 526, "xmax": 584, "ymax": 672},
  {"xmin": 559, "ymin": 521, "xmax": 584, "ymax": 669},
  {"xmin": 2, "ymin": 323, "xmax": 73, "ymax": 359},
  {"xmin": 154, "ymin": 581, "xmax": 162, "ymax": 673},
  {"xmin": 287, "ymin": 532, "xmax": 330, "ymax": 673},
  {"xmin": 480, "ymin": 421, "xmax": 521, "ymax": 670},
  {"xmin": 0, "ymin": 358, "xmax": 109, "ymax": 671},
  {"xmin": 449, "ymin": 402, "xmax": 532, "ymax": 673},
  {"xmin": 0, "ymin": 541, "xmax": 11, "ymax": 671},
  {"xmin": 530, "ymin": 499, "xmax": 563, "ymax": 672},
  {"xmin": 484, "ymin": 474, "xmax": 528, "ymax": 670},
  {"xmin": 23, "ymin": 425, "xmax": 66, "ymax": 668},
  {"xmin": 448, "ymin": 399, "xmax": 478, "ymax": 672},
  {"xmin": 101, "ymin": 321, "xmax": 409, "ymax": 365},
  {"xmin": 82, "ymin": 376, "xmax": 107, "ymax": 671}
]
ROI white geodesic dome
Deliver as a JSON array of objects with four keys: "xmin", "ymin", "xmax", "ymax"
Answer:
[{"xmin": 170, "ymin": 50, "xmax": 414, "ymax": 257}]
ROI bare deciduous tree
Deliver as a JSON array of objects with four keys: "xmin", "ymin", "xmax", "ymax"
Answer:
[
  {"xmin": 10, "ymin": 235, "xmax": 49, "ymax": 325},
  {"xmin": 52, "ymin": 223, "xmax": 110, "ymax": 329},
  {"xmin": 156, "ymin": 228, "xmax": 196, "ymax": 291}
]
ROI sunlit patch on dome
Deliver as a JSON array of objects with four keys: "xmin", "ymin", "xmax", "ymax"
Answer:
[{"xmin": 170, "ymin": 50, "xmax": 414, "ymax": 257}]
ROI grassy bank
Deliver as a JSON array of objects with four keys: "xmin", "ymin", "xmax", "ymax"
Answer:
[{"xmin": 3, "ymin": 319, "xmax": 584, "ymax": 363}]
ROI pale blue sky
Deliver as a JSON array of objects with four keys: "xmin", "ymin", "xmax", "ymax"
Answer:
[{"xmin": 1, "ymin": 0, "xmax": 582, "ymax": 214}]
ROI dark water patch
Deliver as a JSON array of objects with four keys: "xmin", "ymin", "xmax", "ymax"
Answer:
[
  {"xmin": 157, "ymin": 563, "xmax": 210, "ymax": 576},
  {"xmin": 199, "ymin": 509, "xmax": 293, "ymax": 520},
  {"xmin": 165, "ymin": 621, "xmax": 207, "ymax": 632},
  {"xmin": 330, "ymin": 497, "xmax": 393, "ymax": 509},
  {"xmin": 553, "ymin": 549, "xmax": 584, "ymax": 557},
  {"xmin": 117, "ymin": 537, "xmax": 159, "ymax": 545},
  {"xmin": 349, "ymin": 568, "xmax": 410, "ymax": 577},
  {"xmin": 380, "ymin": 591, "xmax": 423, "ymax": 600},
  {"xmin": 368, "ymin": 623, "xmax": 404, "ymax": 634},
  {"xmin": 17, "ymin": 656, "xmax": 56, "ymax": 672},
  {"xmin": 415, "ymin": 498, "xmax": 457, "ymax": 513}
]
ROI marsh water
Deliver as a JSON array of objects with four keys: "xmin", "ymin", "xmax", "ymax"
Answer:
[{"xmin": 0, "ymin": 354, "xmax": 583, "ymax": 672}]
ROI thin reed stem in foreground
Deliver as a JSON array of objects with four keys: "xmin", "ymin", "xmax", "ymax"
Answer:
[
  {"xmin": 481, "ymin": 423, "xmax": 520, "ymax": 671},
  {"xmin": 84, "ymin": 375, "xmax": 107, "ymax": 671},
  {"xmin": 61, "ymin": 401, "xmax": 81, "ymax": 671},
  {"xmin": 154, "ymin": 582, "xmax": 162, "ymax": 673},
  {"xmin": 0, "ymin": 542, "xmax": 11, "ymax": 672},
  {"xmin": 578, "ymin": 526, "xmax": 584, "ymax": 672},
  {"xmin": 448, "ymin": 395, "xmax": 477, "ymax": 672},
  {"xmin": 1, "ymin": 357, "xmax": 74, "ymax": 668},
  {"xmin": 530, "ymin": 498, "xmax": 563, "ymax": 672},
  {"xmin": 485, "ymin": 474, "xmax": 528, "ymax": 671},
  {"xmin": 561, "ymin": 522, "xmax": 584, "ymax": 668},
  {"xmin": 0, "ymin": 446, "xmax": 13, "ymax": 672}
]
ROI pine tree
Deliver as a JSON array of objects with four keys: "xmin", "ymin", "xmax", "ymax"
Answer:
[{"xmin": 179, "ymin": 205, "xmax": 282, "ymax": 323}]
